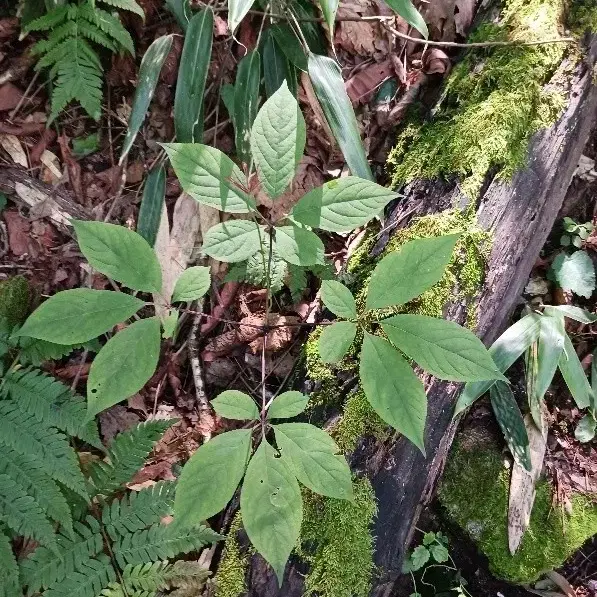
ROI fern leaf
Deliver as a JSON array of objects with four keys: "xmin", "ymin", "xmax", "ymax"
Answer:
[
  {"xmin": 0, "ymin": 527, "xmax": 19, "ymax": 597},
  {"xmin": 2, "ymin": 368, "xmax": 101, "ymax": 448},
  {"xmin": 103, "ymin": 481, "xmax": 176, "ymax": 541},
  {"xmin": 89, "ymin": 420, "xmax": 175, "ymax": 497},
  {"xmin": 100, "ymin": 583, "xmax": 155, "ymax": 597},
  {"xmin": 79, "ymin": 4, "xmax": 134, "ymax": 54},
  {"xmin": 113, "ymin": 524, "xmax": 222, "ymax": 568},
  {"xmin": 0, "ymin": 400, "xmax": 88, "ymax": 498},
  {"xmin": 122, "ymin": 561, "xmax": 171, "ymax": 592},
  {"xmin": 24, "ymin": 4, "xmax": 69, "ymax": 31},
  {"xmin": 20, "ymin": 517, "xmax": 103, "ymax": 594},
  {"xmin": 0, "ymin": 473, "xmax": 57, "ymax": 549},
  {"xmin": 17, "ymin": 335, "xmax": 85, "ymax": 367},
  {"xmin": 30, "ymin": 19, "xmax": 78, "ymax": 56},
  {"xmin": 0, "ymin": 449, "xmax": 72, "ymax": 533},
  {"xmin": 99, "ymin": 0, "xmax": 145, "ymax": 18},
  {"xmin": 164, "ymin": 560, "xmax": 211, "ymax": 595},
  {"xmin": 43, "ymin": 553, "xmax": 117, "ymax": 597},
  {"xmin": 78, "ymin": 19, "xmax": 119, "ymax": 52}
]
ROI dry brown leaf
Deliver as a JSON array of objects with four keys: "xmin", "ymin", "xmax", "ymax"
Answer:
[
  {"xmin": 99, "ymin": 406, "xmax": 140, "ymax": 443},
  {"xmin": 3, "ymin": 210, "xmax": 32, "ymax": 256},
  {"xmin": 0, "ymin": 82, "xmax": 23, "ymax": 111},
  {"xmin": 421, "ymin": 0, "xmax": 477, "ymax": 41},
  {"xmin": 0, "ymin": 133, "xmax": 27, "ymax": 167},
  {"xmin": 422, "ymin": 48, "xmax": 451, "ymax": 75},
  {"xmin": 39, "ymin": 150, "xmax": 62, "ymax": 184},
  {"xmin": 346, "ymin": 60, "xmax": 394, "ymax": 104}
]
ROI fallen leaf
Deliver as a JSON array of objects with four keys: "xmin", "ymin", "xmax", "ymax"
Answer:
[
  {"xmin": 3, "ymin": 210, "xmax": 32, "ymax": 256},
  {"xmin": 422, "ymin": 48, "xmax": 450, "ymax": 75},
  {"xmin": 39, "ymin": 150, "xmax": 62, "ymax": 184},
  {"xmin": 346, "ymin": 60, "xmax": 394, "ymax": 104},
  {"xmin": 0, "ymin": 134, "xmax": 27, "ymax": 167},
  {"xmin": 99, "ymin": 406, "xmax": 140, "ymax": 443},
  {"xmin": 421, "ymin": 0, "xmax": 476, "ymax": 41},
  {"xmin": 0, "ymin": 83, "xmax": 23, "ymax": 111}
]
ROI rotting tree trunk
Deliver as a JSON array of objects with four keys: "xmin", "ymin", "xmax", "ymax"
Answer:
[{"xmin": 246, "ymin": 35, "xmax": 597, "ymax": 597}]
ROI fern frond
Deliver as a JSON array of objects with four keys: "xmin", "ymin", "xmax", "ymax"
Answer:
[
  {"xmin": 122, "ymin": 561, "xmax": 171, "ymax": 592},
  {"xmin": 164, "ymin": 560, "xmax": 211, "ymax": 595},
  {"xmin": 113, "ymin": 524, "xmax": 222, "ymax": 568},
  {"xmin": 100, "ymin": 583, "xmax": 155, "ymax": 597},
  {"xmin": 78, "ymin": 19, "xmax": 119, "ymax": 52},
  {"xmin": 89, "ymin": 420, "xmax": 175, "ymax": 497},
  {"xmin": 24, "ymin": 4, "xmax": 70, "ymax": 31},
  {"xmin": 0, "ymin": 400, "xmax": 88, "ymax": 498},
  {"xmin": 2, "ymin": 367, "xmax": 101, "ymax": 448},
  {"xmin": 43, "ymin": 553, "xmax": 117, "ymax": 597},
  {"xmin": 99, "ymin": 0, "xmax": 145, "ymax": 18},
  {"xmin": 0, "ymin": 527, "xmax": 19, "ymax": 597},
  {"xmin": 0, "ymin": 473, "xmax": 57, "ymax": 550},
  {"xmin": 30, "ymin": 19, "xmax": 78, "ymax": 56},
  {"xmin": 17, "ymin": 336, "xmax": 82, "ymax": 367},
  {"xmin": 103, "ymin": 481, "xmax": 176, "ymax": 541},
  {"xmin": 0, "ymin": 449, "xmax": 72, "ymax": 533},
  {"xmin": 79, "ymin": 4, "xmax": 134, "ymax": 54},
  {"xmin": 20, "ymin": 517, "xmax": 103, "ymax": 594}
]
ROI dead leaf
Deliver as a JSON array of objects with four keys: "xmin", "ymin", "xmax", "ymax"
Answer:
[
  {"xmin": 346, "ymin": 60, "xmax": 394, "ymax": 104},
  {"xmin": 58, "ymin": 135, "xmax": 84, "ymax": 205},
  {"xmin": 422, "ymin": 48, "xmax": 451, "ymax": 75},
  {"xmin": 0, "ymin": 83, "xmax": 23, "ymax": 111},
  {"xmin": 3, "ymin": 210, "xmax": 32, "ymax": 256},
  {"xmin": 126, "ymin": 161, "xmax": 145, "ymax": 184},
  {"xmin": 214, "ymin": 15, "xmax": 228, "ymax": 36},
  {"xmin": 99, "ymin": 406, "xmax": 140, "ymax": 443},
  {"xmin": 0, "ymin": 134, "xmax": 27, "ymax": 167},
  {"xmin": 0, "ymin": 18, "xmax": 18, "ymax": 40},
  {"xmin": 40, "ymin": 150, "xmax": 62, "ymax": 184},
  {"xmin": 545, "ymin": 572, "xmax": 576, "ymax": 597},
  {"xmin": 421, "ymin": 0, "xmax": 477, "ymax": 41}
]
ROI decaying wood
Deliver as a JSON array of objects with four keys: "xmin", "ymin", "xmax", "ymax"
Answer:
[{"xmin": 246, "ymin": 36, "xmax": 597, "ymax": 597}]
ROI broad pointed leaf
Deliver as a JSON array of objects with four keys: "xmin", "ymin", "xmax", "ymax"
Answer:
[
  {"xmin": 559, "ymin": 334, "xmax": 593, "ymax": 409},
  {"xmin": 533, "ymin": 312, "xmax": 565, "ymax": 401},
  {"xmin": 319, "ymin": 321, "xmax": 357, "ymax": 364},
  {"xmin": 261, "ymin": 31, "xmax": 297, "ymax": 97},
  {"xmin": 383, "ymin": 0, "xmax": 428, "ymax": 38},
  {"xmin": 234, "ymin": 51, "xmax": 261, "ymax": 165},
  {"xmin": 202, "ymin": 221, "xmax": 261, "ymax": 262},
  {"xmin": 165, "ymin": 0, "xmax": 191, "ymax": 31},
  {"xmin": 320, "ymin": 280, "xmax": 357, "ymax": 319},
  {"xmin": 137, "ymin": 164, "xmax": 165, "ymax": 247},
  {"xmin": 267, "ymin": 391, "xmax": 309, "ymax": 419},
  {"xmin": 544, "ymin": 305, "xmax": 597, "ymax": 324},
  {"xmin": 359, "ymin": 332, "xmax": 426, "ymax": 453},
  {"xmin": 274, "ymin": 226, "xmax": 324, "ymax": 266},
  {"xmin": 228, "ymin": 0, "xmax": 254, "ymax": 34},
  {"xmin": 551, "ymin": 250, "xmax": 595, "ymax": 298},
  {"xmin": 319, "ymin": 0, "xmax": 339, "ymax": 35},
  {"xmin": 172, "ymin": 266, "xmax": 211, "ymax": 303},
  {"xmin": 366, "ymin": 234, "xmax": 460, "ymax": 310},
  {"xmin": 211, "ymin": 390, "xmax": 259, "ymax": 420},
  {"xmin": 270, "ymin": 24, "xmax": 308, "ymax": 71}
]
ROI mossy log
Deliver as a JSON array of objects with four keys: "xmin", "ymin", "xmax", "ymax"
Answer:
[{"xmin": 244, "ymin": 33, "xmax": 597, "ymax": 597}]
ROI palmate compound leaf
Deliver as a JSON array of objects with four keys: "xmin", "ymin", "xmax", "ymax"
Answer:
[
  {"xmin": 172, "ymin": 266, "xmax": 211, "ymax": 303},
  {"xmin": 15, "ymin": 289, "xmax": 144, "ymax": 344},
  {"xmin": 174, "ymin": 429, "xmax": 252, "ymax": 528},
  {"xmin": 291, "ymin": 177, "xmax": 397, "ymax": 233},
  {"xmin": 163, "ymin": 143, "xmax": 255, "ymax": 213},
  {"xmin": 202, "ymin": 220, "xmax": 262, "ymax": 262},
  {"xmin": 359, "ymin": 332, "xmax": 427, "ymax": 453},
  {"xmin": 273, "ymin": 225, "xmax": 324, "ymax": 267},
  {"xmin": 211, "ymin": 390, "xmax": 259, "ymax": 420},
  {"xmin": 273, "ymin": 422, "xmax": 353, "ymax": 499},
  {"xmin": 250, "ymin": 80, "xmax": 306, "ymax": 199},
  {"xmin": 320, "ymin": 280, "xmax": 357, "ymax": 319},
  {"xmin": 366, "ymin": 234, "xmax": 460, "ymax": 310},
  {"xmin": 72, "ymin": 220, "xmax": 162, "ymax": 293},
  {"xmin": 318, "ymin": 321, "xmax": 357, "ymax": 364},
  {"xmin": 87, "ymin": 318, "xmax": 161, "ymax": 417},
  {"xmin": 381, "ymin": 314, "xmax": 503, "ymax": 382},
  {"xmin": 240, "ymin": 440, "xmax": 302, "ymax": 585},
  {"xmin": 267, "ymin": 391, "xmax": 309, "ymax": 419}
]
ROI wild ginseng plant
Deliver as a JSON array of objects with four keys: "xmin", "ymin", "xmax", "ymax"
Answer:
[{"xmin": 164, "ymin": 81, "xmax": 504, "ymax": 583}]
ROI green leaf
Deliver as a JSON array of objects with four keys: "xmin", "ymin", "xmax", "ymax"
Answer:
[
  {"xmin": 319, "ymin": 0, "xmax": 339, "ymax": 34},
  {"xmin": 559, "ymin": 334, "xmax": 593, "ymax": 409},
  {"xmin": 430, "ymin": 543, "xmax": 449, "ymax": 563},
  {"xmin": 0, "ymin": 527, "xmax": 19, "ymax": 597},
  {"xmin": 120, "ymin": 34, "xmax": 173, "ymax": 163},
  {"xmin": 16, "ymin": 289, "xmax": 144, "ymax": 344},
  {"xmin": 575, "ymin": 414, "xmax": 596, "ymax": 443},
  {"xmin": 261, "ymin": 30, "xmax": 297, "ymax": 98},
  {"xmin": 422, "ymin": 531, "xmax": 436, "ymax": 546},
  {"xmin": 100, "ymin": 0, "xmax": 145, "ymax": 18},
  {"xmin": 381, "ymin": 314, "xmax": 503, "ymax": 382},
  {"xmin": 410, "ymin": 545, "xmax": 430, "ymax": 571},
  {"xmin": 202, "ymin": 221, "xmax": 261, "ymax": 262},
  {"xmin": 274, "ymin": 226, "xmax": 324, "ymax": 266},
  {"xmin": 172, "ymin": 266, "xmax": 211, "ymax": 302},
  {"xmin": 544, "ymin": 305, "xmax": 597, "ymax": 324},
  {"xmin": 161, "ymin": 309, "xmax": 179, "ymax": 339},
  {"xmin": 359, "ymin": 332, "xmax": 426, "ymax": 453},
  {"xmin": 174, "ymin": 429, "xmax": 252, "ymax": 527},
  {"xmin": 383, "ymin": 0, "xmax": 428, "ymax": 38},
  {"xmin": 267, "ymin": 391, "xmax": 309, "ymax": 419},
  {"xmin": 228, "ymin": 0, "xmax": 254, "ymax": 34},
  {"xmin": 163, "ymin": 143, "xmax": 254, "ymax": 213},
  {"xmin": 87, "ymin": 318, "xmax": 161, "ymax": 417},
  {"xmin": 211, "ymin": 390, "xmax": 259, "ymax": 420},
  {"xmin": 137, "ymin": 164, "xmax": 165, "ymax": 247},
  {"xmin": 250, "ymin": 81, "xmax": 305, "ymax": 199},
  {"xmin": 308, "ymin": 53, "xmax": 372, "ymax": 180},
  {"xmin": 72, "ymin": 132, "xmax": 100, "ymax": 157},
  {"xmin": 240, "ymin": 440, "xmax": 302, "ymax": 585},
  {"xmin": 273, "ymin": 422, "xmax": 353, "ymax": 500},
  {"xmin": 270, "ymin": 24, "xmax": 307, "ymax": 71},
  {"xmin": 551, "ymin": 250, "xmax": 596, "ymax": 298},
  {"xmin": 489, "ymin": 381, "xmax": 531, "ymax": 471},
  {"xmin": 455, "ymin": 313, "xmax": 542, "ymax": 415},
  {"xmin": 174, "ymin": 8, "xmax": 213, "ymax": 143},
  {"xmin": 165, "ymin": 0, "xmax": 191, "ymax": 31},
  {"xmin": 291, "ymin": 177, "xmax": 397, "ymax": 233},
  {"xmin": 318, "ymin": 321, "xmax": 357, "ymax": 364},
  {"xmin": 72, "ymin": 220, "xmax": 162, "ymax": 293},
  {"xmin": 533, "ymin": 312, "xmax": 565, "ymax": 401},
  {"xmin": 320, "ymin": 280, "xmax": 357, "ymax": 319},
  {"xmin": 366, "ymin": 235, "xmax": 459, "ymax": 310},
  {"xmin": 234, "ymin": 50, "xmax": 261, "ymax": 165}
]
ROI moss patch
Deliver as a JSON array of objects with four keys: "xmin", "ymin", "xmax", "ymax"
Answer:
[
  {"xmin": 440, "ymin": 442, "xmax": 597, "ymax": 583},
  {"xmin": 568, "ymin": 0, "xmax": 597, "ymax": 34},
  {"xmin": 299, "ymin": 477, "xmax": 377, "ymax": 597},
  {"xmin": 388, "ymin": 0, "xmax": 569, "ymax": 198},
  {"xmin": 0, "ymin": 276, "xmax": 30, "ymax": 328},
  {"xmin": 214, "ymin": 514, "xmax": 248, "ymax": 597}
]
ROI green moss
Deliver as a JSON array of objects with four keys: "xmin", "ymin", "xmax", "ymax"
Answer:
[
  {"xmin": 440, "ymin": 442, "xmax": 597, "ymax": 583},
  {"xmin": 299, "ymin": 478, "xmax": 378, "ymax": 597},
  {"xmin": 569, "ymin": 0, "xmax": 597, "ymax": 33},
  {"xmin": 214, "ymin": 514, "xmax": 248, "ymax": 597},
  {"xmin": 388, "ymin": 0, "xmax": 569, "ymax": 198},
  {"xmin": 0, "ymin": 276, "xmax": 30, "ymax": 328}
]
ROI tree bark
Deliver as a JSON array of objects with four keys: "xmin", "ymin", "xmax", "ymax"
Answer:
[{"xmin": 245, "ymin": 34, "xmax": 597, "ymax": 597}]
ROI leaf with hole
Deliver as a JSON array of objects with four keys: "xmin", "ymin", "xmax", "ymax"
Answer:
[
  {"xmin": 367, "ymin": 234, "xmax": 459, "ymax": 310},
  {"xmin": 251, "ymin": 81, "xmax": 305, "ymax": 199},
  {"xmin": 381, "ymin": 314, "xmax": 503, "ymax": 382},
  {"xmin": 163, "ymin": 144, "xmax": 254, "ymax": 213},
  {"xmin": 175, "ymin": 429, "xmax": 252, "ymax": 528},
  {"xmin": 16, "ymin": 289, "xmax": 144, "ymax": 344},
  {"xmin": 172, "ymin": 266, "xmax": 211, "ymax": 303},
  {"xmin": 274, "ymin": 226, "xmax": 324, "ymax": 266},
  {"xmin": 273, "ymin": 422, "xmax": 353, "ymax": 499},
  {"xmin": 234, "ymin": 50, "xmax": 261, "ymax": 166},
  {"xmin": 211, "ymin": 390, "xmax": 259, "ymax": 420},
  {"xmin": 267, "ymin": 391, "xmax": 309, "ymax": 419},
  {"xmin": 202, "ymin": 221, "xmax": 262, "ymax": 263},
  {"xmin": 383, "ymin": 0, "xmax": 428, "ymax": 38},
  {"xmin": 87, "ymin": 318, "xmax": 161, "ymax": 417},
  {"xmin": 359, "ymin": 332, "xmax": 426, "ymax": 453},
  {"xmin": 320, "ymin": 280, "xmax": 357, "ymax": 319},
  {"xmin": 240, "ymin": 440, "xmax": 302, "ymax": 585},
  {"xmin": 72, "ymin": 220, "xmax": 162, "ymax": 292},
  {"xmin": 319, "ymin": 321, "xmax": 357, "ymax": 364},
  {"xmin": 137, "ymin": 164, "xmax": 165, "ymax": 247}
]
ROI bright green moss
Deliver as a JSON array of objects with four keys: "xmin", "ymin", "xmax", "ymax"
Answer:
[
  {"xmin": 214, "ymin": 514, "xmax": 248, "ymax": 597},
  {"xmin": 300, "ymin": 478, "xmax": 377, "ymax": 597},
  {"xmin": 0, "ymin": 276, "xmax": 30, "ymax": 328},
  {"xmin": 388, "ymin": 0, "xmax": 569, "ymax": 198},
  {"xmin": 440, "ymin": 442, "xmax": 597, "ymax": 583}
]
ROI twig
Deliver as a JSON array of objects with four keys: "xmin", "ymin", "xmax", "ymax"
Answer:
[{"xmin": 9, "ymin": 71, "xmax": 40, "ymax": 121}]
